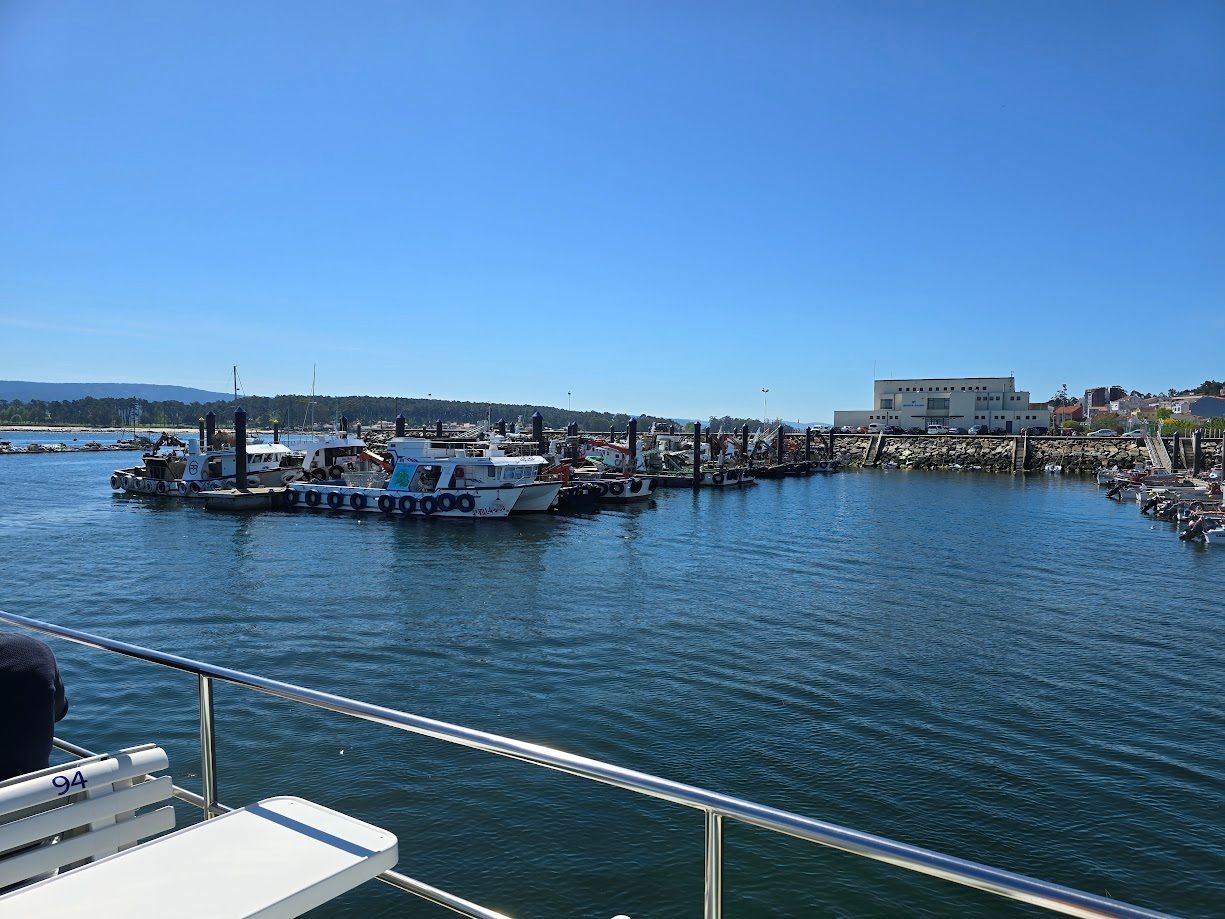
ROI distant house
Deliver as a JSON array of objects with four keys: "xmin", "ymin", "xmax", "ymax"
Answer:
[
  {"xmin": 1170, "ymin": 395, "xmax": 1225, "ymax": 419},
  {"xmin": 1052, "ymin": 404, "xmax": 1084, "ymax": 423},
  {"xmin": 1083, "ymin": 385, "xmax": 1127, "ymax": 420}
]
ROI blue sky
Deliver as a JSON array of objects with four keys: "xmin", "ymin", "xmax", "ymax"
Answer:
[{"xmin": 1, "ymin": 2, "xmax": 1221, "ymax": 421}]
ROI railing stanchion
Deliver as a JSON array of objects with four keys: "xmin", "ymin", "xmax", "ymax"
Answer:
[
  {"xmin": 704, "ymin": 810, "xmax": 723, "ymax": 919},
  {"xmin": 198, "ymin": 673, "xmax": 219, "ymax": 818}
]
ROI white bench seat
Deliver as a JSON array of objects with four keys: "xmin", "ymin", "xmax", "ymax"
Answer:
[{"xmin": 0, "ymin": 796, "xmax": 398, "ymax": 918}]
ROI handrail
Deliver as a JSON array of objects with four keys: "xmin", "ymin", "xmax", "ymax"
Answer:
[{"xmin": 2, "ymin": 610, "xmax": 1175, "ymax": 919}]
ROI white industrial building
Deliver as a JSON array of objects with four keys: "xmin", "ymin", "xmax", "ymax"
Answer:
[{"xmin": 834, "ymin": 376, "xmax": 1051, "ymax": 433}]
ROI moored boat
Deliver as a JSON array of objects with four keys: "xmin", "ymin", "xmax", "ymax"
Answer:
[
  {"xmin": 110, "ymin": 438, "xmax": 301, "ymax": 497},
  {"xmin": 285, "ymin": 434, "xmax": 560, "ymax": 518}
]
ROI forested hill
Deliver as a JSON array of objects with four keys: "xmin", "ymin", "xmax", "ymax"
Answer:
[
  {"xmin": 0, "ymin": 381, "xmax": 231, "ymax": 402},
  {"xmin": 0, "ymin": 393, "xmax": 675, "ymax": 432}
]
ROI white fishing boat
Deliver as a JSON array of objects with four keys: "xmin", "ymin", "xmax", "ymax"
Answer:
[
  {"xmin": 110, "ymin": 438, "xmax": 300, "ymax": 497},
  {"xmin": 285, "ymin": 434, "xmax": 560, "ymax": 518},
  {"xmin": 294, "ymin": 431, "xmax": 381, "ymax": 482}
]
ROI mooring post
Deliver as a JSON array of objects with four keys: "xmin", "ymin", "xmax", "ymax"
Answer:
[
  {"xmin": 205, "ymin": 411, "xmax": 216, "ymax": 451},
  {"xmin": 496, "ymin": 418, "xmax": 506, "ymax": 436},
  {"xmin": 233, "ymin": 407, "xmax": 248, "ymax": 490},
  {"xmin": 435, "ymin": 419, "xmax": 443, "ymax": 438},
  {"xmin": 805, "ymin": 427, "xmax": 812, "ymax": 462},
  {"xmin": 197, "ymin": 417, "xmax": 206, "ymax": 448},
  {"xmin": 567, "ymin": 422, "xmax": 579, "ymax": 461},
  {"xmin": 1171, "ymin": 431, "xmax": 1182, "ymax": 470},
  {"xmin": 692, "ymin": 422, "xmax": 702, "ymax": 490},
  {"xmin": 272, "ymin": 421, "xmax": 280, "ymax": 445},
  {"xmin": 532, "ymin": 411, "xmax": 545, "ymax": 454},
  {"xmin": 610, "ymin": 425, "xmax": 616, "ymax": 442},
  {"xmin": 741, "ymin": 424, "xmax": 750, "ymax": 468},
  {"xmin": 395, "ymin": 413, "xmax": 406, "ymax": 437},
  {"xmin": 1193, "ymin": 429, "xmax": 1203, "ymax": 475},
  {"xmin": 627, "ymin": 417, "xmax": 638, "ymax": 473}
]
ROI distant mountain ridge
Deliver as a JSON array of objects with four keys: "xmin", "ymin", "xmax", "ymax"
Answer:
[{"xmin": 0, "ymin": 381, "xmax": 233, "ymax": 403}]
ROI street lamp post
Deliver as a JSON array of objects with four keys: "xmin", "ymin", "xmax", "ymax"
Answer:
[{"xmin": 761, "ymin": 388, "xmax": 769, "ymax": 421}]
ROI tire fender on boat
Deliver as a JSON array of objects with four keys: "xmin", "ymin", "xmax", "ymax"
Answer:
[
  {"xmin": 110, "ymin": 474, "xmax": 121, "ymax": 489},
  {"xmin": 456, "ymin": 494, "xmax": 476, "ymax": 513},
  {"xmin": 420, "ymin": 496, "xmax": 437, "ymax": 515},
  {"xmin": 286, "ymin": 488, "xmax": 300, "ymax": 505},
  {"xmin": 712, "ymin": 473, "xmax": 724, "ymax": 484},
  {"xmin": 328, "ymin": 464, "xmax": 344, "ymax": 480},
  {"xmin": 630, "ymin": 478, "xmax": 643, "ymax": 493},
  {"xmin": 176, "ymin": 481, "xmax": 187, "ymax": 496},
  {"xmin": 156, "ymin": 481, "xmax": 168, "ymax": 494},
  {"xmin": 377, "ymin": 494, "xmax": 395, "ymax": 513},
  {"xmin": 327, "ymin": 491, "xmax": 344, "ymax": 509},
  {"xmin": 609, "ymin": 481, "xmax": 625, "ymax": 495},
  {"xmin": 305, "ymin": 490, "xmax": 321, "ymax": 507},
  {"xmin": 349, "ymin": 493, "xmax": 367, "ymax": 510},
  {"xmin": 188, "ymin": 481, "xmax": 203, "ymax": 495},
  {"xmin": 398, "ymin": 495, "xmax": 417, "ymax": 514},
  {"xmin": 437, "ymin": 493, "xmax": 457, "ymax": 512}
]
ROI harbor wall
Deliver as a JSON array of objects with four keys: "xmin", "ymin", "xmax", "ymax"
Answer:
[{"xmin": 833, "ymin": 435, "xmax": 1222, "ymax": 473}]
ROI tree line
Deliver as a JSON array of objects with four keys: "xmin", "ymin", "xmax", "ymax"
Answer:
[{"xmin": 0, "ymin": 394, "xmax": 678, "ymax": 432}]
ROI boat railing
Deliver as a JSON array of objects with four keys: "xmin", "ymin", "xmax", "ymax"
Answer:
[{"xmin": 0, "ymin": 610, "xmax": 1174, "ymax": 919}]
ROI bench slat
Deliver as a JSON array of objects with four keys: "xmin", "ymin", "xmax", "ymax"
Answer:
[
  {"xmin": 0, "ymin": 748, "xmax": 169, "ymax": 818},
  {"xmin": 0, "ymin": 777, "xmax": 172, "ymax": 857},
  {"xmin": 0, "ymin": 806, "xmax": 175, "ymax": 892}
]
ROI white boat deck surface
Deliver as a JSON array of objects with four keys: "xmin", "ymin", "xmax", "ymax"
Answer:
[{"xmin": 0, "ymin": 796, "xmax": 397, "ymax": 919}]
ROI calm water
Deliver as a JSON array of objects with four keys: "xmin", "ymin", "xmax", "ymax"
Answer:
[{"xmin": 0, "ymin": 445, "xmax": 1220, "ymax": 917}]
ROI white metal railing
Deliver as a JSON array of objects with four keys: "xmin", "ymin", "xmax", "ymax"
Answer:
[
  {"xmin": 0, "ymin": 610, "xmax": 1177, "ymax": 919},
  {"xmin": 1144, "ymin": 432, "xmax": 1173, "ymax": 472}
]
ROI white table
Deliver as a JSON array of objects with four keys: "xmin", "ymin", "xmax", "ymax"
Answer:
[{"xmin": 0, "ymin": 796, "xmax": 398, "ymax": 918}]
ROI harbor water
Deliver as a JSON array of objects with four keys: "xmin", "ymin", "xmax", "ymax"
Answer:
[{"xmin": 0, "ymin": 446, "xmax": 1220, "ymax": 917}]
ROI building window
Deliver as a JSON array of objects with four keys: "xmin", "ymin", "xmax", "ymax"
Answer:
[
  {"xmin": 881, "ymin": 399, "xmax": 893, "ymax": 409},
  {"xmin": 928, "ymin": 398, "xmax": 949, "ymax": 410}
]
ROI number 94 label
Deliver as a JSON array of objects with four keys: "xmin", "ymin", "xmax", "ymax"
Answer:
[{"xmin": 52, "ymin": 771, "xmax": 88, "ymax": 796}]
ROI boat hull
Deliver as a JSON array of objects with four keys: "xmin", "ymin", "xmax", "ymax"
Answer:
[
  {"xmin": 111, "ymin": 467, "xmax": 298, "ymax": 498},
  {"xmin": 509, "ymin": 481, "xmax": 563, "ymax": 512},
  {"xmin": 287, "ymin": 483, "xmax": 520, "ymax": 518}
]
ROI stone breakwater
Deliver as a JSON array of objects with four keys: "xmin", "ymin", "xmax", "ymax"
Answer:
[{"xmin": 832, "ymin": 434, "xmax": 1223, "ymax": 473}]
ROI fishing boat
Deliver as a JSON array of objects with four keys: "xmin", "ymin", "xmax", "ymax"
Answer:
[
  {"xmin": 285, "ymin": 435, "xmax": 561, "ymax": 518},
  {"xmin": 294, "ymin": 430, "xmax": 382, "ymax": 482},
  {"xmin": 110, "ymin": 438, "xmax": 301, "ymax": 497}
]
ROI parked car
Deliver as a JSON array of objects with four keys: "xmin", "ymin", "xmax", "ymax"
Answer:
[
  {"xmin": 945, "ymin": 427, "xmax": 961, "ymax": 435},
  {"xmin": 926, "ymin": 425, "xmax": 950, "ymax": 435},
  {"xmin": 838, "ymin": 425, "xmax": 856, "ymax": 433},
  {"xmin": 1086, "ymin": 429, "xmax": 1119, "ymax": 437},
  {"xmin": 967, "ymin": 425, "xmax": 988, "ymax": 435},
  {"xmin": 882, "ymin": 425, "xmax": 905, "ymax": 434},
  {"xmin": 1020, "ymin": 426, "xmax": 1049, "ymax": 435},
  {"xmin": 1121, "ymin": 430, "xmax": 1146, "ymax": 438},
  {"xmin": 906, "ymin": 427, "xmax": 925, "ymax": 434}
]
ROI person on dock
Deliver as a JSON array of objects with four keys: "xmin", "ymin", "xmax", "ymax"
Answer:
[{"xmin": 0, "ymin": 633, "xmax": 70, "ymax": 782}]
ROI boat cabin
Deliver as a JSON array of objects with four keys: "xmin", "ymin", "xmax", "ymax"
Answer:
[{"xmin": 384, "ymin": 436, "xmax": 546, "ymax": 493}]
